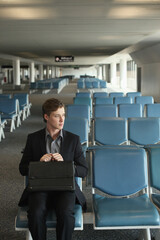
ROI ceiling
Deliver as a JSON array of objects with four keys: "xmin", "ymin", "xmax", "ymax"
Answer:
[{"xmin": 1, "ymin": 0, "xmax": 160, "ymax": 67}]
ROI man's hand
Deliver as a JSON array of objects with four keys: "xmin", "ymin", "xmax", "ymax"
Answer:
[
  {"xmin": 51, "ymin": 153, "xmax": 64, "ymax": 162},
  {"xmin": 40, "ymin": 153, "xmax": 64, "ymax": 162},
  {"xmin": 40, "ymin": 153, "xmax": 53, "ymax": 162}
]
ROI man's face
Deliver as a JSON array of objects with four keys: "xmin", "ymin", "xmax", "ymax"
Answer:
[{"xmin": 44, "ymin": 107, "xmax": 65, "ymax": 131}]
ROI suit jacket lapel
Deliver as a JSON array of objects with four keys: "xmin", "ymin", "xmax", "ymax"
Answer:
[
  {"xmin": 60, "ymin": 130, "xmax": 67, "ymax": 156},
  {"xmin": 39, "ymin": 128, "xmax": 46, "ymax": 155}
]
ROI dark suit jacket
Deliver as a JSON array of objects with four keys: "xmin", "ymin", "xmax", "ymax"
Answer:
[{"xmin": 19, "ymin": 128, "xmax": 88, "ymax": 210}]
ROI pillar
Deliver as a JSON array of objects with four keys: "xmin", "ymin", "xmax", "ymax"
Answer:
[
  {"xmin": 110, "ymin": 62, "xmax": 117, "ymax": 86},
  {"xmin": 13, "ymin": 59, "xmax": 20, "ymax": 85},
  {"xmin": 120, "ymin": 59, "xmax": 127, "ymax": 89},
  {"xmin": 39, "ymin": 64, "xmax": 43, "ymax": 80},
  {"xmin": 30, "ymin": 62, "xmax": 35, "ymax": 83}
]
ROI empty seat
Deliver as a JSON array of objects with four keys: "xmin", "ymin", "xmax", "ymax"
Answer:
[
  {"xmin": 92, "ymin": 146, "xmax": 160, "ymax": 236},
  {"xmin": 66, "ymin": 104, "xmax": 90, "ymax": 126},
  {"xmin": 114, "ymin": 96, "xmax": 132, "ymax": 105},
  {"xmin": 146, "ymin": 145, "xmax": 160, "ymax": 209},
  {"xmin": 135, "ymin": 96, "xmax": 154, "ymax": 113},
  {"xmin": 146, "ymin": 103, "xmax": 160, "ymax": 117},
  {"xmin": 94, "ymin": 105, "xmax": 118, "ymax": 118},
  {"xmin": 74, "ymin": 97, "xmax": 92, "ymax": 117},
  {"xmin": 109, "ymin": 92, "xmax": 124, "ymax": 98},
  {"xmin": 118, "ymin": 104, "xmax": 142, "ymax": 118},
  {"xmin": 63, "ymin": 117, "xmax": 89, "ymax": 151},
  {"xmin": 76, "ymin": 92, "xmax": 91, "ymax": 98},
  {"xmin": 93, "ymin": 92, "xmax": 108, "ymax": 98},
  {"xmin": 128, "ymin": 117, "xmax": 160, "ymax": 145},
  {"xmin": 95, "ymin": 97, "xmax": 113, "ymax": 105},
  {"xmin": 94, "ymin": 118, "xmax": 127, "ymax": 145},
  {"xmin": 126, "ymin": 92, "xmax": 141, "ymax": 103}
]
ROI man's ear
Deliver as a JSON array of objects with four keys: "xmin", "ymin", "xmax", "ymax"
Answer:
[{"xmin": 44, "ymin": 114, "xmax": 49, "ymax": 121}]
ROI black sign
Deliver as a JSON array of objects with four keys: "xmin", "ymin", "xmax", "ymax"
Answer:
[{"xmin": 55, "ymin": 56, "xmax": 74, "ymax": 62}]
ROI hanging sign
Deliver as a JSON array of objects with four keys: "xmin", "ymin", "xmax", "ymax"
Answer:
[{"xmin": 55, "ymin": 56, "xmax": 74, "ymax": 62}]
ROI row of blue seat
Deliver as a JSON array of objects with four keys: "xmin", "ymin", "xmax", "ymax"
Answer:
[
  {"xmin": 63, "ymin": 116, "xmax": 160, "ymax": 147},
  {"xmin": 15, "ymin": 145, "xmax": 160, "ymax": 240},
  {"xmin": 77, "ymin": 78, "xmax": 107, "ymax": 89},
  {"xmin": 0, "ymin": 93, "xmax": 32, "ymax": 139},
  {"xmin": 29, "ymin": 78, "xmax": 69, "ymax": 91},
  {"xmin": 92, "ymin": 145, "xmax": 160, "ymax": 239}
]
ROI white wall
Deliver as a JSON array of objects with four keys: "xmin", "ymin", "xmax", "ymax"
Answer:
[{"xmin": 61, "ymin": 66, "xmax": 97, "ymax": 78}]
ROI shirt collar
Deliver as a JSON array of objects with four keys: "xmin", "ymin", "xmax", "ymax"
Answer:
[{"xmin": 45, "ymin": 129, "xmax": 63, "ymax": 141}]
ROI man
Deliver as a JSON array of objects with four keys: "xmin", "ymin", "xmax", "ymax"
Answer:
[{"xmin": 19, "ymin": 98, "xmax": 88, "ymax": 240}]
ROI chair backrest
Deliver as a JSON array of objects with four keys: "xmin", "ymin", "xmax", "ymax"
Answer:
[
  {"xmin": 147, "ymin": 145, "xmax": 160, "ymax": 191},
  {"xmin": 92, "ymin": 81, "xmax": 100, "ymax": 88},
  {"xmin": 128, "ymin": 117, "xmax": 160, "ymax": 145},
  {"xmin": 118, "ymin": 104, "xmax": 142, "ymax": 118},
  {"xmin": 76, "ymin": 92, "xmax": 91, "ymax": 98},
  {"xmin": 135, "ymin": 96, "xmax": 154, "ymax": 111},
  {"xmin": 109, "ymin": 92, "xmax": 124, "ymax": 98},
  {"xmin": 74, "ymin": 97, "xmax": 92, "ymax": 116},
  {"xmin": 146, "ymin": 104, "xmax": 160, "ymax": 117},
  {"xmin": 0, "ymin": 98, "xmax": 17, "ymax": 114},
  {"xmin": 63, "ymin": 117, "xmax": 88, "ymax": 145},
  {"xmin": 92, "ymin": 146, "xmax": 148, "ymax": 196},
  {"xmin": 14, "ymin": 93, "xmax": 28, "ymax": 107},
  {"xmin": 95, "ymin": 97, "xmax": 113, "ymax": 105},
  {"xmin": 126, "ymin": 92, "xmax": 141, "ymax": 102},
  {"xmin": 66, "ymin": 104, "xmax": 90, "ymax": 123},
  {"xmin": 94, "ymin": 117, "xmax": 127, "ymax": 145},
  {"xmin": 93, "ymin": 92, "xmax": 108, "ymax": 98},
  {"xmin": 94, "ymin": 105, "xmax": 118, "ymax": 118},
  {"xmin": 114, "ymin": 96, "xmax": 132, "ymax": 105}
]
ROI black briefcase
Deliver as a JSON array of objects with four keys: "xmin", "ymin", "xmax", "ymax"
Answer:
[{"xmin": 28, "ymin": 161, "xmax": 75, "ymax": 191}]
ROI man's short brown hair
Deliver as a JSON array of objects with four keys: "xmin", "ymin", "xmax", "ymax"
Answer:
[{"xmin": 42, "ymin": 98, "xmax": 64, "ymax": 122}]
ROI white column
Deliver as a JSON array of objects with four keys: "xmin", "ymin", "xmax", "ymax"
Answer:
[
  {"xmin": 30, "ymin": 62, "xmax": 35, "ymax": 83},
  {"xmin": 102, "ymin": 65, "xmax": 107, "ymax": 81},
  {"xmin": 51, "ymin": 66, "xmax": 56, "ymax": 78},
  {"xmin": 13, "ymin": 59, "xmax": 20, "ymax": 85},
  {"xmin": 39, "ymin": 64, "xmax": 43, "ymax": 80},
  {"xmin": 46, "ymin": 66, "xmax": 50, "ymax": 79},
  {"xmin": 120, "ymin": 59, "xmax": 127, "ymax": 89},
  {"xmin": 110, "ymin": 62, "xmax": 117, "ymax": 86}
]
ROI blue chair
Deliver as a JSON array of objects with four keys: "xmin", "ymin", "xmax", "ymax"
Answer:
[
  {"xmin": 109, "ymin": 92, "xmax": 124, "ymax": 98},
  {"xmin": 77, "ymin": 80, "xmax": 84, "ymax": 89},
  {"xmin": 114, "ymin": 96, "xmax": 132, "ymax": 105},
  {"xmin": 15, "ymin": 177, "xmax": 83, "ymax": 239},
  {"xmin": 92, "ymin": 146, "xmax": 160, "ymax": 239},
  {"xmin": 126, "ymin": 92, "xmax": 141, "ymax": 103},
  {"xmin": 94, "ymin": 118, "xmax": 127, "ymax": 145},
  {"xmin": 94, "ymin": 105, "xmax": 118, "ymax": 118},
  {"xmin": 0, "ymin": 98, "xmax": 18, "ymax": 132},
  {"xmin": 135, "ymin": 96, "xmax": 154, "ymax": 113},
  {"xmin": 118, "ymin": 104, "xmax": 142, "ymax": 118},
  {"xmin": 128, "ymin": 117, "xmax": 160, "ymax": 145},
  {"xmin": 66, "ymin": 104, "xmax": 90, "ymax": 126},
  {"xmin": 93, "ymin": 92, "xmax": 108, "ymax": 98},
  {"xmin": 146, "ymin": 103, "xmax": 160, "ymax": 117},
  {"xmin": 99, "ymin": 81, "xmax": 107, "ymax": 88},
  {"xmin": 95, "ymin": 97, "xmax": 113, "ymax": 105},
  {"xmin": 85, "ymin": 81, "xmax": 92, "ymax": 89},
  {"xmin": 74, "ymin": 97, "xmax": 92, "ymax": 117},
  {"xmin": 76, "ymin": 92, "xmax": 91, "ymax": 98},
  {"xmin": 92, "ymin": 81, "xmax": 100, "ymax": 88},
  {"xmin": 146, "ymin": 145, "xmax": 160, "ymax": 209},
  {"xmin": 63, "ymin": 117, "xmax": 89, "ymax": 152}
]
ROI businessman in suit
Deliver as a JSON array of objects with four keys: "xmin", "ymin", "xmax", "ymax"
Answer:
[{"xmin": 19, "ymin": 98, "xmax": 88, "ymax": 240}]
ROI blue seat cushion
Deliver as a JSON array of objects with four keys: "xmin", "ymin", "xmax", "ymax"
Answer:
[
  {"xmin": 93, "ymin": 194, "xmax": 160, "ymax": 227},
  {"xmin": 152, "ymin": 194, "xmax": 160, "ymax": 209},
  {"xmin": 16, "ymin": 204, "xmax": 83, "ymax": 229}
]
